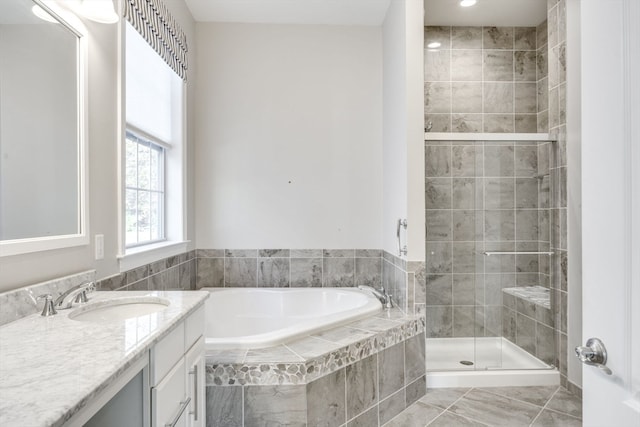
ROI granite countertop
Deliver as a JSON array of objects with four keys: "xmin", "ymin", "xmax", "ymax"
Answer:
[{"xmin": 0, "ymin": 290, "xmax": 209, "ymax": 427}]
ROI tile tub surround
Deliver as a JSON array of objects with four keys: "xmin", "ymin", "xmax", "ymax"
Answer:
[
  {"xmin": 502, "ymin": 286, "xmax": 554, "ymax": 365},
  {"xmin": 425, "ymin": 139, "xmax": 553, "ymax": 340},
  {"xmin": 424, "ymin": 25, "xmax": 546, "ymax": 133},
  {"xmin": 205, "ymin": 310, "xmax": 426, "ymax": 427},
  {"xmin": 385, "ymin": 385, "xmax": 582, "ymax": 426},
  {"xmin": 0, "ymin": 270, "xmax": 96, "ymax": 326},
  {"xmin": 0, "ymin": 290, "xmax": 208, "ymax": 427},
  {"xmin": 96, "ymin": 250, "xmax": 196, "ymax": 292}
]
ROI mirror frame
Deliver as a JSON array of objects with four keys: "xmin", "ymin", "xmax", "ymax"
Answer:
[{"xmin": 0, "ymin": 0, "xmax": 89, "ymax": 257}]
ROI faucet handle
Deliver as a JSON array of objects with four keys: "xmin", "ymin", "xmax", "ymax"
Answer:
[{"xmin": 37, "ymin": 294, "xmax": 57, "ymax": 317}]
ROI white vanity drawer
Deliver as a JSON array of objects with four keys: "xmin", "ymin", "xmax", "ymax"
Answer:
[
  {"xmin": 151, "ymin": 357, "xmax": 186, "ymax": 427},
  {"xmin": 150, "ymin": 323, "xmax": 185, "ymax": 386},
  {"xmin": 184, "ymin": 306, "xmax": 205, "ymax": 351}
]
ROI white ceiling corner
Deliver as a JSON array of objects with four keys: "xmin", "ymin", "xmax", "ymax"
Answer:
[{"xmin": 185, "ymin": 0, "xmax": 392, "ymax": 25}]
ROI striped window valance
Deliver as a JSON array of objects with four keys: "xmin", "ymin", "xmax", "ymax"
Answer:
[{"xmin": 124, "ymin": 0, "xmax": 188, "ymax": 81}]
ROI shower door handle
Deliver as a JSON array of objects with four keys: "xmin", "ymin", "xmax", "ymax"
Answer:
[
  {"xmin": 575, "ymin": 338, "xmax": 612, "ymax": 375},
  {"xmin": 397, "ymin": 219, "xmax": 407, "ymax": 256}
]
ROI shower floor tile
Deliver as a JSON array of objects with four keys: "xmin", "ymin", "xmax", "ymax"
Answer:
[{"xmin": 382, "ymin": 386, "xmax": 582, "ymax": 427}]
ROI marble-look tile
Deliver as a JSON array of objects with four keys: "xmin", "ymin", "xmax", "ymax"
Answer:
[
  {"xmin": 385, "ymin": 400, "xmax": 441, "ymax": 426},
  {"xmin": 313, "ymin": 326, "xmax": 375, "ymax": 346},
  {"xmin": 425, "ymin": 49, "xmax": 451, "ymax": 82},
  {"xmin": 426, "ymin": 178, "xmax": 452, "ymax": 209},
  {"xmin": 537, "ymin": 20, "xmax": 548, "ymax": 49},
  {"xmin": 356, "ymin": 249, "xmax": 382, "ymax": 257},
  {"xmin": 485, "ymin": 210, "xmax": 515, "ymax": 241},
  {"xmin": 426, "ymin": 210, "xmax": 452, "ymax": 241},
  {"xmin": 197, "ymin": 249, "xmax": 224, "ymax": 257},
  {"xmin": 126, "ymin": 265, "xmax": 148, "ymax": 284},
  {"xmin": 451, "ymin": 50, "xmax": 483, "ymax": 81},
  {"xmin": 307, "ymin": 369, "xmax": 346, "ymax": 427},
  {"xmin": 537, "ymin": 48, "xmax": 548, "ymax": 81},
  {"xmin": 484, "ymin": 114, "xmax": 514, "ymax": 133},
  {"xmin": 484, "ymin": 145, "xmax": 514, "ymax": 177},
  {"xmin": 347, "ymin": 406, "xmax": 377, "ymax": 427},
  {"xmin": 206, "ymin": 386, "xmax": 242, "ymax": 427},
  {"xmin": 516, "ymin": 178, "xmax": 539, "ymax": 208},
  {"xmin": 484, "ymin": 82, "xmax": 514, "ymax": 114},
  {"xmin": 536, "ymin": 323, "xmax": 555, "ymax": 364},
  {"xmin": 515, "ymin": 114, "xmax": 538, "ymax": 133},
  {"xmin": 97, "ymin": 274, "xmax": 126, "ymax": 291},
  {"xmin": 515, "ymin": 145, "xmax": 538, "ymax": 176},
  {"xmin": 349, "ymin": 317, "xmax": 401, "ymax": 333},
  {"xmin": 449, "ymin": 389, "xmax": 541, "ymax": 426},
  {"xmin": 559, "ymin": 82, "xmax": 566, "ymax": 125},
  {"xmin": 514, "ymin": 27, "xmax": 536, "ymax": 50},
  {"xmin": 516, "ymin": 313, "xmax": 536, "ymax": 354},
  {"xmin": 244, "ymin": 385, "xmax": 306, "ymax": 427},
  {"xmin": 451, "ymin": 26, "xmax": 482, "ymax": 49},
  {"xmin": 290, "ymin": 249, "xmax": 322, "ymax": 257},
  {"xmin": 379, "ymin": 342, "xmax": 404, "ymax": 400},
  {"xmin": 426, "ymin": 113, "xmax": 451, "ymax": 132},
  {"xmin": 323, "ymin": 249, "xmax": 354, "ymax": 258},
  {"xmin": 290, "ymin": 258, "xmax": 322, "ymax": 287},
  {"xmin": 452, "ymin": 210, "xmax": 477, "ymax": 241},
  {"xmin": 546, "ymin": 388, "xmax": 582, "ymax": 419},
  {"xmin": 452, "ymin": 242, "xmax": 476, "ymax": 274},
  {"xmin": 484, "ymin": 178, "xmax": 515, "ymax": 209},
  {"xmin": 516, "ymin": 210, "xmax": 539, "ymax": 242},
  {"xmin": 224, "ymin": 258, "xmax": 257, "ymax": 287},
  {"xmin": 206, "ymin": 349, "xmax": 248, "ymax": 364},
  {"xmin": 355, "ymin": 257, "xmax": 382, "ymax": 288},
  {"xmin": 285, "ymin": 336, "xmax": 343, "ymax": 359},
  {"xmin": 425, "ymin": 82, "xmax": 452, "ymax": 113},
  {"xmin": 514, "ymin": 51, "xmax": 537, "ymax": 82},
  {"xmin": 258, "ymin": 249, "xmax": 289, "ymax": 257},
  {"xmin": 323, "ymin": 257, "xmax": 355, "ymax": 287},
  {"xmin": 558, "ymin": 43, "xmax": 566, "ymax": 84},
  {"xmin": 404, "ymin": 333, "xmax": 425, "ymax": 383},
  {"xmin": 426, "ymin": 306, "xmax": 452, "ymax": 338},
  {"xmin": 452, "ymin": 114, "xmax": 482, "ymax": 133},
  {"xmin": 452, "ymin": 145, "xmax": 481, "ymax": 177},
  {"xmin": 225, "ymin": 249, "xmax": 257, "ymax": 258},
  {"xmin": 548, "ymin": 3, "xmax": 559, "ymax": 48},
  {"xmin": 197, "ymin": 257, "xmax": 224, "ymax": 288},
  {"xmin": 538, "ymin": 78, "xmax": 549, "ymax": 112},
  {"xmin": 480, "ymin": 386, "xmax": 557, "ymax": 407},
  {"xmin": 346, "ymin": 354, "xmax": 378, "ymax": 419},
  {"xmin": 484, "ymin": 50, "xmax": 514, "ymax": 81},
  {"xmin": 548, "ymin": 45, "xmax": 559, "ymax": 89},
  {"xmin": 453, "ymin": 306, "xmax": 475, "ymax": 337},
  {"xmin": 532, "ymin": 409, "xmax": 582, "ymax": 427},
  {"xmin": 178, "ymin": 260, "xmax": 192, "ymax": 289},
  {"xmin": 257, "ymin": 257, "xmax": 290, "ymax": 287},
  {"xmin": 452, "ymin": 82, "xmax": 483, "ymax": 113},
  {"xmin": 452, "ymin": 178, "xmax": 478, "ymax": 209},
  {"xmin": 379, "ymin": 389, "xmax": 406, "ymax": 425},
  {"xmin": 149, "ymin": 258, "xmax": 167, "ymax": 275},
  {"xmin": 419, "ymin": 387, "xmax": 469, "ymax": 409},
  {"xmin": 538, "ymin": 110, "xmax": 549, "ymax": 133},
  {"xmin": 426, "ymin": 242, "xmax": 452, "ymax": 274},
  {"xmin": 425, "ymin": 26, "xmax": 451, "ymax": 49},
  {"xmin": 452, "ymin": 274, "xmax": 475, "ymax": 305},
  {"xmin": 406, "ymin": 375, "xmax": 426, "ymax": 406},
  {"xmin": 429, "ymin": 411, "xmax": 487, "ymax": 426},
  {"xmin": 244, "ymin": 345, "xmax": 304, "ymax": 363},
  {"xmin": 484, "ymin": 27, "xmax": 514, "ymax": 49},
  {"xmin": 425, "ymin": 145, "xmax": 451, "ymax": 177},
  {"xmin": 515, "ymin": 83, "xmax": 537, "ymax": 113},
  {"xmin": 503, "ymin": 308, "xmax": 517, "ymax": 342}
]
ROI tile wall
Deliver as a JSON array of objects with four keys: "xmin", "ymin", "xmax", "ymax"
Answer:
[
  {"xmin": 424, "ymin": 140, "xmax": 552, "ymax": 340},
  {"xmin": 547, "ymin": 0, "xmax": 571, "ymax": 390},
  {"xmin": 424, "ymin": 26, "xmax": 544, "ymax": 133},
  {"xmin": 536, "ymin": 19, "xmax": 549, "ymax": 132},
  {"xmin": 206, "ymin": 334, "xmax": 426, "ymax": 427}
]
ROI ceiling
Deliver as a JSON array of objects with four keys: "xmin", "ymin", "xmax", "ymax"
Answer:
[
  {"xmin": 184, "ymin": 0, "xmax": 392, "ymax": 25},
  {"xmin": 424, "ymin": 0, "xmax": 547, "ymax": 27}
]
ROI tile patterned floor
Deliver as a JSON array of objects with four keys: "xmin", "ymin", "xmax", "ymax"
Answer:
[{"xmin": 383, "ymin": 386, "xmax": 582, "ymax": 427}]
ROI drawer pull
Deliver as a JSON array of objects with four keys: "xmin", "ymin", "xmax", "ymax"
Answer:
[
  {"xmin": 165, "ymin": 397, "xmax": 191, "ymax": 427},
  {"xmin": 189, "ymin": 366, "xmax": 198, "ymax": 421}
]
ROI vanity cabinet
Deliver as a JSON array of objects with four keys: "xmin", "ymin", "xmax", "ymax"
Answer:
[{"xmin": 151, "ymin": 306, "xmax": 205, "ymax": 427}]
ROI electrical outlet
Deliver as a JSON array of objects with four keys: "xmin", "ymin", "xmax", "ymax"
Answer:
[{"xmin": 95, "ymin": 234, "xmax": 104, "ymax": 260}]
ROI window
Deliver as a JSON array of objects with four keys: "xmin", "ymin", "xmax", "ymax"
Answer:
[
  {"xmin": 125, "ymin": 131, "xmax": 164, "ymax": 247},
  {"xmin": 120, "ymin": 20, "xmax": 185, "ymax": 268}
]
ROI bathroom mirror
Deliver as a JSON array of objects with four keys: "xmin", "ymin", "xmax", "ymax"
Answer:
[{"xmin": 0, "ymin": 0, "xmax": 88, "ymax": 256}]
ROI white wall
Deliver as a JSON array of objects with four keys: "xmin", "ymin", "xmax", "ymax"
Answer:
[
  {"xmin": 194, "ymin": 23, "xmax": 383, "ymax": 249},
  {"xmin": 381, "ymin": 0, "xmax": 424, "ymax": 260},
  {"xmin": 0, "ymin": 0, "xmax": 197, "ymax": 292}
]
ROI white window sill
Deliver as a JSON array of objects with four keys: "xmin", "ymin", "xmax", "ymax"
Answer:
[{"xmin": 118, "ymin": 240, "xmax": 190, "ymax": 272}]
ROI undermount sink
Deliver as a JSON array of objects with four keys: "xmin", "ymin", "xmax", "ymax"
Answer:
[{"xmin": 69, "ymin": 296, "xmax": 170, "ymax": 322}]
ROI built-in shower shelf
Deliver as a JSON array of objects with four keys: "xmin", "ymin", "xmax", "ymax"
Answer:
[
  {"xmin": 424, "ymin": 132, "xmax": 553, "ymax": 141},
  {"xmin": 503, "ymin": 286, "xmax": 551, "ymax": 310}
]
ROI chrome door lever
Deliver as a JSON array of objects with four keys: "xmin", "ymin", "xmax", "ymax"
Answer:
[{"xmin": 575, "ymin": 337, "xmax": 612, "ymax": 375}]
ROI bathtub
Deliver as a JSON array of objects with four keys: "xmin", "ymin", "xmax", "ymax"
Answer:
[{"xmin": 202, "ymin": 287, "xmax": 382, "ymax": 349}]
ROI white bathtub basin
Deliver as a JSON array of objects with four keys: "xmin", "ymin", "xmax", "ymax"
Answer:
[{"xmin": 203, "ymin": 287, "xmax": 382, "ymax": 349}]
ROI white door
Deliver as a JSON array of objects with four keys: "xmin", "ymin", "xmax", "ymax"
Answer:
[{"xmin": 581, "ymin": 0, "xmax": 640, "ymax": 425}]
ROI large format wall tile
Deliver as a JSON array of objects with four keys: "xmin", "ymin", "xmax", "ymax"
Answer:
[{"xmin": 244, "ymin": 385, "xmax": 306, "ymax": 426}]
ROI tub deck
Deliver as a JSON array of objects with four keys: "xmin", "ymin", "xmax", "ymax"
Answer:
[{"xmin": 205, "ymin": 308, "xmax": 425, "ymax": 386}]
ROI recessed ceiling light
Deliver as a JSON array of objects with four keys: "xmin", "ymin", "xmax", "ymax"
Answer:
[
  {"xmin": 427, "ymin": 42, "xmax": 441, "ymax": 49},
  {"xmin": 460, "ymin": 0, "xmax": 477, "ymax": 7}
]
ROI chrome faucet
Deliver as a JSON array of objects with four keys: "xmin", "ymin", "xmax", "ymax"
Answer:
[
  {"xmin": 53, "ymin": 281, "xmax": 95, "ymax": 310},
  {"xmin": 358, "ymin": 285, "xmax": 393, "ymax": 309}
]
